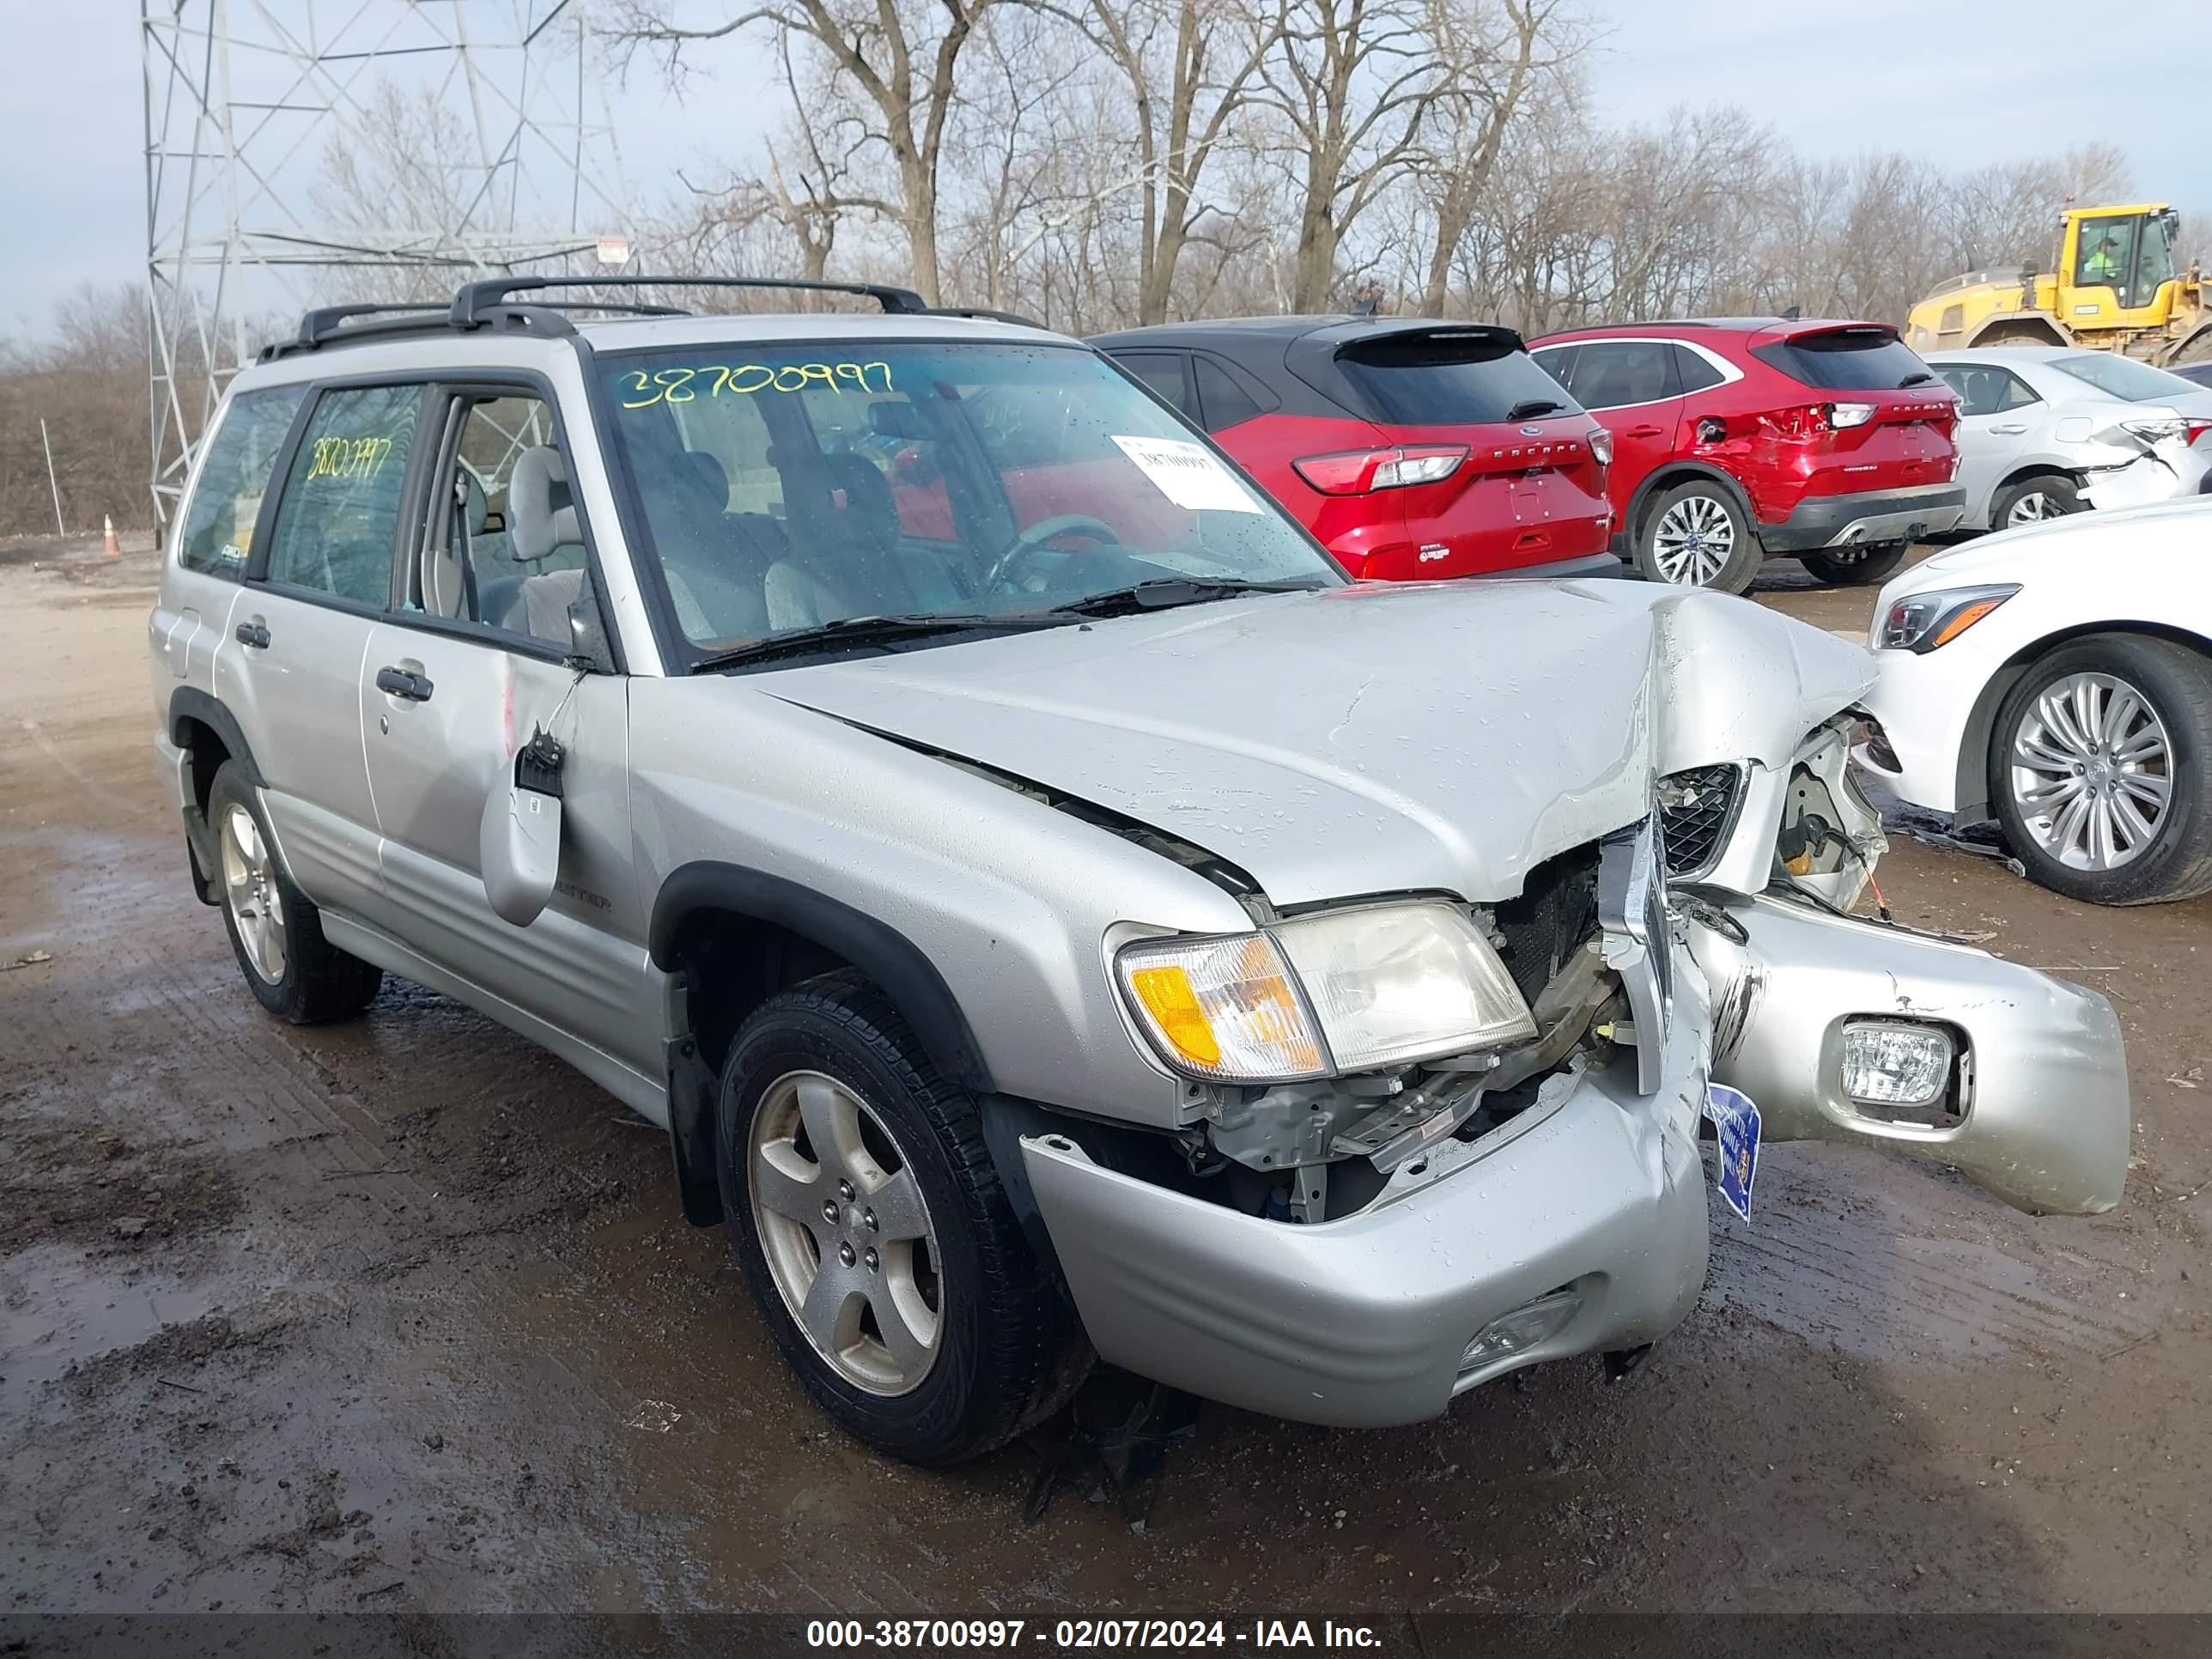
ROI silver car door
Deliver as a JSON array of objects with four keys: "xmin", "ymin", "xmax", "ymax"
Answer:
[
  {"xmin": 1936, "ymin": 363, "xmax": 2034, "ymax": 529},
  {"xmin": 218, "ymin": 380, "xmax": 433, "ymax": 924},
  {"xmin": 359, "ymin": 387, "xmax": 653, "ymax": 1083}
]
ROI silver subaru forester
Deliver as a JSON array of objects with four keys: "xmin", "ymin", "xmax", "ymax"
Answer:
[{"xmin": 149, "ymin": 277, "xmax": 2130, "ymax": 1464}]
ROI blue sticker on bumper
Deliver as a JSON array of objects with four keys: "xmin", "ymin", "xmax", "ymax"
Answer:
[{"xmin": 1703, "ymin": 1083, "xmax": 1761, "ymax": 1221}]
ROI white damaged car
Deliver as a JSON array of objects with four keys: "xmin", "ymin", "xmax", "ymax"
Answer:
[{"xmin": 149, "ymin": 278, "xmax": 2131, "ymax": 1464}]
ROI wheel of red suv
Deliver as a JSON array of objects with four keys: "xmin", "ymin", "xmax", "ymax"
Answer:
[
  {"xmin": 1797, "ymin": 543, "xmax": 1906, "ymax": 586},
  {"xmin": 718, "ymin": 969, "xmax": 1083, "ymax": 1464},
  {"xmin": 1991, "ymin": 474, "xmax": 2082, "ymax": 532},
  {"xmin": 206, "ymin": 761, "xmax": 383, "ymax": 1023},
  {"xmin": 1989, "ymin": 635, "xmax": 2212, "ymax": 905},
  {"xmin": 1637, "ymin": 481, "xmax": 1761, "ymax": 593}
]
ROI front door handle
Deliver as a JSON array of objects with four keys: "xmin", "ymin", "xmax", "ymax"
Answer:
[
  {"xmin": 375, "ymin": 665, "xmax": 435, "ymax": 702},
  {"xmin": 234, "ymin": 621, "xmax": 270, "ymax": 648}
]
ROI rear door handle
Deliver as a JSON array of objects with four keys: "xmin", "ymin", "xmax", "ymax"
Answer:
[
  {"xmin": 375, "ymin": 665, "xmax": 435, "ymax": 702},
  {"xmin": 234, "ymin": 621, "xmax": 270, "ymax": 648},
  {"xmin": 1623, "ymin": 424, "xmax": 1665, "ymax": 438},
  {"xmin": 1989, "ymin": 422, "xmax": 2029, "ymax": 434}
]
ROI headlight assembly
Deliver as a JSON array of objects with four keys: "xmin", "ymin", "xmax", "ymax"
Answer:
[
  {"xmin": 1115, "ymin": 901, "xmax": 1536, "ymax": 1084},
  {"xmin": 1876, "ymin": 582, "xmax": 2019, "ymax": 653}
]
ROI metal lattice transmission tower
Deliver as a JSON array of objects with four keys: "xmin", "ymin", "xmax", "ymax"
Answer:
[{"xmin": 142, "ymin": 1, "xmax": 636, "ymax": 525}]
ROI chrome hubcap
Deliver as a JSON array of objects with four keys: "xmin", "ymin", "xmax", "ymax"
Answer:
[
  {"xmin": 219, "ymin": 803, "xmax": 287, "ymax": 983},
  {"xmin": 749, "ymin": 1070, "xmax": 940, "ymax": 1396},
  {"xmin": 1651, "ymin": 495, "xmax": 1735, "ymax": 586},
  {"xmin": 2009, "ymin": 672, "xmax": 2173, "ymax": 872},
  {"xmin": 2005, "ymin": 491, "xmax": 2059, "ymax": 527}
]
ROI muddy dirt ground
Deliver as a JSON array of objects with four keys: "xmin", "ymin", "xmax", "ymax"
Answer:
[{"xmin": 3, "ymin": 539, "xmax": 2209, "ymax": 1628}]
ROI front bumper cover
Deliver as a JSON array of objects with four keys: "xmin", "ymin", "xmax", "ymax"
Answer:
[
  {"xmin": 1759, "ymin": 484, "xmax": 1966, "ymax": 552},
  {"xmin": 1019, "ymin": 945, "xmax": 1716, "ymax": 1428},
  {"xmin": 1689, "ymin": 892, "xmax": 2130, "ymax": 1215}
]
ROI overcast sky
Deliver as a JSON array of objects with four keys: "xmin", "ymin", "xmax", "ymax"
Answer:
[{"xmin": 5, "ymin": 1, "xmax": 2209, "ymax": 337}]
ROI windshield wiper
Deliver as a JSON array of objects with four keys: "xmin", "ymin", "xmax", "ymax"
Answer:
[
  {"xmin": 1044, "ymin": 577, "xmax": 1326, "ymax": 618},
  {"xmin": 1897, "ymin": 371, "xmax": 1939, "ymax": 388},
  {"xmin": 689, "ymin": 612, "xmax": 1064, "ymax": 672},
  {"xmin": 1505, "ymin": 398, "xmax": 1565, "ymax": 420}
]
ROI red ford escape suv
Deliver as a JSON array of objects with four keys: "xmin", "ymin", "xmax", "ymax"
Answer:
[
  {"xmin": 1091, "ymin": 318, "xmax": 1616, "ymax": 580},
  {"xmin": 1528, "ymin": 319, "xmax": 1964, "ymax": 593}
]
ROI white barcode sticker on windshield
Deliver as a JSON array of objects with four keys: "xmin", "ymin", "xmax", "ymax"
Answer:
[{"xmin": 1111, "ymin": 435, "xmax": 1263, "ymax": 514}]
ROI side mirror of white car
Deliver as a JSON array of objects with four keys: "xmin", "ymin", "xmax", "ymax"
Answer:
[{"xmin": 479, "ymin": 729, "xmax": 566, "ymax": 928}]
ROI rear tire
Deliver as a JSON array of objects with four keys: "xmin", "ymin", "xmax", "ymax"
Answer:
[
  {"xmin": 1988, "ymin": 635, "xmax": 2212, "ymax": 905},
  {"xmin": 1798, "ymin": 543, "xmax": 1906, "ymax": 586},
  {"xmin": 718, "ymin": 969, "xmax": 1084, "ymax": 1464},
  {"xmin": 206, "ymin": 762, "xmax": 383, "ymax": 1023},
  {"xmin": 1991, "ymin": 474, "xmax": 2082, "ymax": 532},
  {"xmin": 1635, "ymin": 481, "xmax": 1762, "ymax": 593}
]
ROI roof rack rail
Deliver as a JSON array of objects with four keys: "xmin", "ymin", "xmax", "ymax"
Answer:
[
  {"xmin": 449, "ymin": 274, "xmax": 931, "ymax": 326},
  {"xmin": 927, "ymin": 305, "xmax": 1046, "ymax": 329}
]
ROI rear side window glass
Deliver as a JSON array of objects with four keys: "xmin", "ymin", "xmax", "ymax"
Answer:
[
  {"xmin": 1673, "ymin": 346, "xmax": 1725, "ymax": 395},
  {"xmin": 1528, "ymin": 345, "xmax": 1578, "ymax": 394},
  {"xmin": 1752, "ymin": 331, "xmax": 1935, "ymax": 392},
  {"xmin": 1940, "ymin": 366, "xmax": 2041, "ymax": 418},
  {"xmin": 1115, "ymin": 352, "xmax": 1196, "ymax": 419},
  {"xmin": 1194, "ymin": 356, "xmax": 1265, "ymax": 432},
  {"xmin": 261, "ymin": 384, "xmax": 423, "ymax": 605},
  {"xmin": 176, "ymin": 387, "xmax": 305, "ymax": 580},
  {"xmin": 2049, "ymin": 351, "xmax": 2203, "ymax": 404},
  {"xmin": 1335, "ymin": 334, "xmax": 1578, "ymax": 424},
  {"xmin": 1566, "ymin": 341, "xmax": 1681, "ymax": 410}
]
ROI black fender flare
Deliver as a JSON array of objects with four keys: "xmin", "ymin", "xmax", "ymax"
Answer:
[
  {"xmin": 1623, "ymin": 462, "xmax": 1758, "ymax": 549},
  {"xmin": 167, "ymin": 688, "xmax": 265, "ymax": 904},
  {"xmin": 167, "ymin": 686, "xmax": 264, "ymax": 789},
  {"xmin": 649, "ymin": 862, "xmax": 997, "ymax": 1225}
]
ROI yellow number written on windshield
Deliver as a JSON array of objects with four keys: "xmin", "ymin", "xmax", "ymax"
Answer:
[{"xmin": 617, "ymin": 362, "xmax": 895, "ymax": 409}]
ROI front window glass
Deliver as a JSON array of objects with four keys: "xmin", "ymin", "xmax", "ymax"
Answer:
[
  {"xmin": 261, "ymin": 383, "xmax": 422, "ymax": 605},
  {"xmin": 2074, "ymin": 215, "xmax": 2136, "ymax": 290},
  {"xmin": 2049, "ymin": 352, "xmax": 2203, "ymax": 404},
  {"xmin": 599, "ymin": 343, "xmax": 1340, "ymax": 653}
]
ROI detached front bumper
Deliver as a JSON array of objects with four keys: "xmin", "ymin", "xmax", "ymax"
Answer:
[
  {"xmin": 1019, "ymin": 950, "xmax": 1715, "ymax": 1429},
  {"xmin": 1759, "ymin": 484, "xmax": 1966, "ymax": 551},
  {"xmin": 1689, "ymin": 893, "xmax": 2130, "ymax": 1215}
]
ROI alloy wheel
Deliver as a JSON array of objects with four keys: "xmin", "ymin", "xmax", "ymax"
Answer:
[
  {"xmin": 748, "ymin": 1069, "xmax": 942, "ymax": 1396},
  {"xmin": 1650, "ymin": 495, "xmax": 1736, "ymax": 586},
  {"xmin": 219, "ymin": 803, "xmax": 288, "ymax": 983},
  {"xmin": 2005, "ymin": 490, "xmax": 2060, "ymax": 527},
  {"xmin": 2008, "ymin": 671, "xmax": 2173, "ymax": 871}
]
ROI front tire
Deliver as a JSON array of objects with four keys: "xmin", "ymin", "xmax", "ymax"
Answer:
[
  {"xmin": 718, "ymin": 970, "xmax": 1082, "ymax": 1463},
  {"xmin": 1798, "ymin": 543, "xmax": 1906, "ymax": 586},
  {"xmin": 1637, "ymin": 481, "xmax": 1762, "ymax": 593},
  {"xmin": 1991, "ymin": 474, "xmax": 2082, "ymax": 532},
  {"xmin": 206, "ymin": 762, "xmax": 383, "ymax": 1022},
  {"xmin": 1989, "ymin": 635, "xmax": 2212, "ymax": 905}
]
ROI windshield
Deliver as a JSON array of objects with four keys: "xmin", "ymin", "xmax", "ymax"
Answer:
[
  {"xmin": 599, "ymin": 341, "xmax": 1341, "ymax": 658},
  {"xmin": 2049, "ymin": 351, "xmax": 2205, "ymax": 404}
]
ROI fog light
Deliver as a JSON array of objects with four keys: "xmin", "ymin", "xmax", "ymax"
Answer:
[
  {"xmin": 1462, "ymin": 1288, "xmax": 1582, "ymax": 1371},
  {"xmin": 1841, "ymin": 1020, "xmax": 1954, "ymax": 1108}
]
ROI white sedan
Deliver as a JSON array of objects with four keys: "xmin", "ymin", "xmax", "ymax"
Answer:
[
  {"xmin": 1926, "ymin": 348, "xmax": 2212, "ymax": 532},
  {"xmin": 1859, "ymin": 496, "xmax": 2212, "ymax": 905}
]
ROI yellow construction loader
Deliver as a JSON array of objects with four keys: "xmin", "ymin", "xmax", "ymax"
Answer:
[{"xmin": 1905, "ymin": 204, "xmax": 2211, "ymax": 367}]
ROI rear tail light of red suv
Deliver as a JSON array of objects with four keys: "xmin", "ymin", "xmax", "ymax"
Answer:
[{"xmin": 1292, "ymin": 444, "xmax": 1468, "ymax": 494}]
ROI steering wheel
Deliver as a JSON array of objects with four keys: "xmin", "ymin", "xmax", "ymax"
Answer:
[{"xmin": 981, "ymin": 514, "xmax": 1124, "ymax": 595}]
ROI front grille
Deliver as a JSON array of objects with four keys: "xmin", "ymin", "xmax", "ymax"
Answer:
[
  {"xmin": 1490, "ymin": 842, "xmax": 1601, "ymax": 1005},
  {"xmin": 1658, "ymin": 764, "xmax": 1743, "ymax": 880}
]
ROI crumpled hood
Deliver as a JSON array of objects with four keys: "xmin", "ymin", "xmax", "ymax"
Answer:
[{"xmin": 768, "ymin": 579, "xmax": 1875, "ymax": 905}]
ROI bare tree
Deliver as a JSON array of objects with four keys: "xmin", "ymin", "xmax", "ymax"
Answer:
[
  {"xmin": 1412, "ymin": 0, "xmax": 1570, "ymax": 316},
  {"xmin": 610, "ymin": 0, "xmax": 997, "ymax": 302},
  {"xmin": 1252, "ymin": 0, "xmax": 1447, "ymax": 310},
  {"xmin": 1020, "ymin": 0, "xmax": 1279, "ymax": 323}
]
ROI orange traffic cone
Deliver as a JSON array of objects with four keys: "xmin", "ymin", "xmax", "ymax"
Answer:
[{"xmin": 103, "ymin": 514, "xmax": 119, "ymax": 558}]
